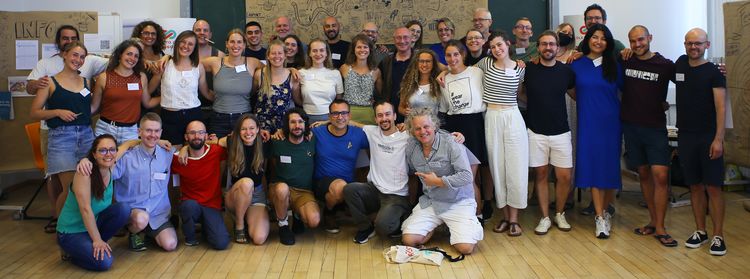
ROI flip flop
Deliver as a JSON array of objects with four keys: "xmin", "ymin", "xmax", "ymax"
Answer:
[
  {"xmin": 493, "ymin": 220, "xmax": 510, "ymax": 233},
  {"xmin": 44, "ymin": 218, "xmax": 58, "ymax": 234},
  {"xmin": 508, "ymin": 222, "xmax": 523, "ymax": 237},
  {"xmin": 655, "ymin": 234, "xmax": 678, "ymax": 247},
  {"xmin": 633, "ymin": 225, "xmax": 656, "ymax": 235},
  {"xmin": 234, "ymin": 228, "xmax": 248, "ymax": 244}
]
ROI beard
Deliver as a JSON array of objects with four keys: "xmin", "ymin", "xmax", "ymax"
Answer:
[{"xmin": 189, "ymin": 138, "xmax": 205, "ymax": 150}]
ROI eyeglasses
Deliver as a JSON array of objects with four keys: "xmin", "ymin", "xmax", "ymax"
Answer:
[
  {"xmin": 684, "ymin": 41, "xmax": 707, "ymax": 47},
  {"xmin": 140, "ymin": 31, "xmax": 157, "ymax": 37},
  {"xmin": 585, "ymin": 16, "xmax": 603, "ymax": 21},
  {"xmin": 329, "ymin": 111, "xmax": 350, "ymax": 117},
  {"xmin": 417, "ymin": 59, "xmax": 433, "ymax": 64},
  {"xmin": 97, "ymin": 147, "xmax": 117, "ymax": 155},
  {"xmin": 472, "ymin": 18, "xmax": 491, "ymax": 23},
  {"xmin": 186, "ymin": 130, "xmax": 207, "ymax": 136},
  {"xmin": 539, "ymin": 42, "xmax": 558, "ymax": 47},
  {"xmin": 514, "ymin": 25, "xmax": 532, "ymax": 31}
]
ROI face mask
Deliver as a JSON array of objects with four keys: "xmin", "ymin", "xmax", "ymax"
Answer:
[{"xmin": 558, "ymin": 32, "xmax": 573, "ymax": 46}]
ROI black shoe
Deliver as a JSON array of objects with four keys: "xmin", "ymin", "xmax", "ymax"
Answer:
[
  {"xmin": 607, "ymin": 204, "xmax": 616, "ymax": 216},
  {"xmin": 580, "ymin": 202, "xmax": 594, "ymax": 216},
  {"xmin": 279, "ymin": 225, "xmax": 295, "ymax": 245},
  {"xmin": 685, "ymin": 230, "xmax": 709, "ymax": 248},
  {"xmin": 128, "ymin": 233, "xmax": 147, "ymax": 251},
  {"xmin": 353, "ymin": 225, "xmax": 376, "ymax": 244},
  {"xmin": 388, "ymin": 229, "xmax": 402, "ymax": 239},
  {"xmin": 482, "ymin": 202, "xmax": 494, "ymax": 220},
  {"xmin": 292, "ymin": 214, "xmax": 305, "ymax": 234},
  {"xmin": 184, "ymin": 239, "xmax": 200, "ymax": 246},
  {"xmin": 709, "ymin": 236, "xmax": 727, "ymax": 256},
  {"xmin": 324, "ymin": 209, "xmax": 340, "ymax": 234}
]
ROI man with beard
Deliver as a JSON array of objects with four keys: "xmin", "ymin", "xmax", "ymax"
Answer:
[
  {"xmin": 342, "ymin": 101, "xmax": 412, "ymax": 244},
  {"xmin": 244, "ymin": 21, "xmax": 267, "ymax": 61},
  {"xmin": 361, "ymin": 22, "xmax": 389, "ymax": 65},
  {"xmin": 323, "ymin": 16, "xmax": 350, "ymax": 68},
  {"xmin": 620, "ymin": 25, "xmax": 677, "ymax": 247},
  {"xmin": 193, "ymin": 19, "xmax": 225, "ymax": 59},
  {"xmin": 378, "ymin": 27, "xmax": 414, "ymax": 123},
  {"xmin": 520, "ymin": 31, "xmax": 576, "ymax": 235},
  {"xmin": 676, "ymin": 28, "xmax": 727, "ymax": 256},
  {"xmin": 311, "ymin": 100, "xmax": 369, "ymax": 234},
  {"xmin": 267, "ymin": 108, "xmax": 319, "ymax": 245},
  {"xmin": 171, "ymin": 120, "xmax": 230, "ymax": 249}
]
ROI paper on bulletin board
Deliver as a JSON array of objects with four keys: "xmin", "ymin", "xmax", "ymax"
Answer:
[
  {"xmin": 15, "ymin": 40, "xmax": 39, "ymax": 70},
  {"xmin": 8, "ymin": 77, "xmax": 31, "ymax": 97},
  {"xmin": 0, "ymin": 92, "xmax": 14, "ymax": 120},
  {"xmin": 83, "ymin": 33, "xmax": 113, "ymax": 54},
  {"xmin": 42, "ymin": 44, "xmax": 58, "ymax": 59}
]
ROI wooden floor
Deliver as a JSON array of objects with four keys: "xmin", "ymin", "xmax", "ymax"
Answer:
[{"xmin": 1, "ymin": 177, "xmax": 749, "ymax": 278}]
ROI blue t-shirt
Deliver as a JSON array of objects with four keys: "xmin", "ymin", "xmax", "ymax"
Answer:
[{"xmin": 312, "ymin": 124, "xmax": 369, "ymax": 182}]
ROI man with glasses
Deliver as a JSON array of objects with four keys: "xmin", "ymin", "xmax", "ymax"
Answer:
[
  {"xmin": 511, "ymin": 17, "xmax": 538, "ymax": 62},
  {"xmin": 311, "ymin": 99, "xmax": 369, "ymax": 233},
  {"xmin": 580, "ymin": 4, "xmax": 625, "ymax": 54},
  {"xmin": 361, "ymin": 22, "xmax": 389, "ymax": 65},
  {"xmin": 244, "ymin": 21, "xmax": 267, "ymax": 61},
  {"xmin": 171, "ymin": 120, "xmax": 230, "ymax": 250},
  {"xmin": 676, "ymin": 28, "xmax": 727, "ymax": 256},
  {"xmin": 460, "ymin": 8, "xmax": 492, "ymax": 55}
]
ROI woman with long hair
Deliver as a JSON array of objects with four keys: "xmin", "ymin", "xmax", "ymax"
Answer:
[
  {"xmin": 477, "ymin": 30, "xmax": 528, "ymax": 237},
  {"xmin": 255, "ymin": 40, "xmax": 300, "ymax": 134},
  {"xmin": 397, "ymin": 49, "xmax": 441, "ymax": 118},
  {"xmin": 569, "ymin": 24, "xmax": 623, "ymax": 239},
  {"xmin": 30, "ymin": 42, "xmax": 96, "ymax": 217},
  {"xmin": 556, "ymin": 23, "xmax": 577, "ymax": 63},
  {"xmin": 56, "ymin": 134, "xmax": 130, "ymax": 271},
  {"xmin": 201, "ymin": 29, "xmax": 262, "ymax": 138},
  {"xmin": 406, "ymin": 20, "xmax": 424, "ymax": 49},
  {"xmin": 91, "ymin": 39, "xmax": 159, "ymax": 143},
  {"xmin": 299, "ymin": 38, "xmax": 343, "ymax": 123},
  {"xmin": 284, "ymin": 35, "xmax": 306, "ymax": 69},
  {"xmin": 340, "ymin": 34, "xmax": 382, "ymax": 125}
]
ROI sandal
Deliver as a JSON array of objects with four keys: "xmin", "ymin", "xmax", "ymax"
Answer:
[
  {"xmin": 655, "ymin": 234, "xmax": 678, "ymax": 247},
  {"xmin": 44, "ymin": 218, "xmax": 58, "ymax": 234},
  {"xmin": 234, "ymin": 228, "xmax": 248, "ymax": 244},
  {"xmin": 633, "ymin": 225, "xmax": 656, "ymax": 235},
  {"xmin": 493, "ymin": 220, "xmax": 510, "ymax": 233},
  {"xmin": 508, "ymin": 222, "xmax": 522, "ymax": 237}
]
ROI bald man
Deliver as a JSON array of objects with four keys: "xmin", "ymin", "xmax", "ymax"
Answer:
[
  {"xmin": 273, "ymin": 16, "xmax": 293, "ymax": 41},
  {"xmin": 676, "ymin": 28, "xmax": 727, "ymax": 256},
  {"xmin": 361, "ymin": 22, "xmax": 389, "ymax": 65},
  {"xmin": 193, "ymin": 19, "xmax": 225, "ymax": 59},
  {"xmin": 323, "ymin": 16, "xmax": 350, "ymax": 68}
]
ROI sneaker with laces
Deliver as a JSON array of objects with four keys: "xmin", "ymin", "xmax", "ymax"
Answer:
[
  {"xmin": 128, "ymin": 233, "xmax": 147, "ymax": 251},
  {"xmin": 603, "ymin": 212, "xmax": 612, "ymax": 232},
  {"xmin": 279, "ymin": 225, "xmax": 295, "ymax": 245},
  {"xmin": 353, "ymin": 225, "xmax": 376, "ymax": 244},
  {"xmin": 595, "ymin": 216, "xmax": 609, "ymax": 239},
  {"xmin": 554, "ymin": 212, "xmax": 571, "ymax": 231},
  {"xmin": 534, "ymin": 217, "xmax": 552, "ymax": 235},
  {"xmin": 709, "ymin": 236, "xmax": 727, "ymax": 256},
  {"xmin": 685, "ymin": 230, "xmax": 709, "ymax": 248}
]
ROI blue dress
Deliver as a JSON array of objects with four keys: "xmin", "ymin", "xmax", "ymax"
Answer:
[{"xmin": 570, "ymin": 56, "xmax": 623, "ymax": 189}]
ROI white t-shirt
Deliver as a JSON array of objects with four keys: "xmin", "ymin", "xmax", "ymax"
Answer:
[
  {"xmin": 440, "ymin": 66, "xmax": 487, "ymax": 115},
  {"xmin": 363, "ymin": 125, "xmax": 409, "ymax": 196},
  {"xmin": 299, "ymin": 67, "xmax": 343, "ymax": 115}
]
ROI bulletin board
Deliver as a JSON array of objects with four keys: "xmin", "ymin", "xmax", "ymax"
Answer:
[{"xmin": 723, "ymin": 1, "xmax": 750, "ymax": 167}]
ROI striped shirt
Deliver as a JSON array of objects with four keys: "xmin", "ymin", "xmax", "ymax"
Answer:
[{"xmin": 476, "ymin": 56, "xmax": 525, "ymax": 105}]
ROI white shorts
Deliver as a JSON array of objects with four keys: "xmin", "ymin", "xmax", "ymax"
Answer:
[
  {"xmin": 401, "ymin": 199, "xmax": 483, "ymax": 245},
  {"xmin": 528, "ymin": 129, "xmax": 573, "ymax": 168}
]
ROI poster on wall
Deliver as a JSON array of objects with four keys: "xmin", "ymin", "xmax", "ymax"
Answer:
[
  {"xmin": 8, "ymin": 76, "xmax": 31, "ymax": 97},
  {"xmin": 0, "ymin": 92, "xmax": 14, "ymax": 120}
]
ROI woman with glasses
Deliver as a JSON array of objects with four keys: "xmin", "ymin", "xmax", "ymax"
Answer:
[
  {"xmin": 406, "ymin": 20, "xmax": 424, "ymax": 50},
  {"xmin": 464, "ymin": 29, "xmax": 488, "ymax": 66},
  {"xmin": 429, "ymin": 18, "xmax": 455, "ymax": 65}
]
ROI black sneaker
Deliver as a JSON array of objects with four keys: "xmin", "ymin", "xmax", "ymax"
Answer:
[
  {"xmin": 128, "ymin": 233, "xmax": 147, "ymax": 251},
  {"xmin": 353, "ymin": 226, "xmax": 376, "ymax": 244},
  {"xmin": 292, "ymin": 214, "xmax": 305, "ymax": 234},
  {"xmin": 709, "ymin": 236, "xmax": 727, "ymax": 256},
  {"xmin": 685, "ymin": 230, "xmax": 709, "ymax": 248},
  {"xmin": 324, "ymin": 210, "xmax": 340, "ymax": 234},
  {"xmin": 482, "ymin": 202, "xmax": 494, "ymax": 220},
  {"xmin": 279, "ymin": 225, "xmax": 295, "ymax": 245},
  {"xmin": 580, "ymin": 202, "xmax": 595, "ymax": 216},
  {"xmin": 184, "ymin": 239, "xmax": 200, "ymax": 246}
]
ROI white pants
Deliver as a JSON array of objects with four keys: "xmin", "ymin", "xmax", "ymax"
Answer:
[
  {"xmin": 485, "ymin": 106, "xmax": 528, "ymax": 209},
  {"xmin": 401, "ymin": 199, "xmax": 483, "ymax": 245}
]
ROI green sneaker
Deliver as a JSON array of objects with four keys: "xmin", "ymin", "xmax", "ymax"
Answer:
[{"xmin": 129, "ymin": 233, "xmax": 147, "ymax": 252}]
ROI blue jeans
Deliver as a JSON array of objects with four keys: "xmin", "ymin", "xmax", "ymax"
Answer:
[
  {"xmin": 57, "ymin": 203, "xmax": 130, "ymax": 271},
  {"xmin": 180, "ymin": 200, "xmax": 229, "ymax": 250},
  {"xmin": 209, "ymin": 111, "xmax": 247, "ymax": 138}
]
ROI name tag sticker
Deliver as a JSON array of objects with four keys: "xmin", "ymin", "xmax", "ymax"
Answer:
[
  {"xmin": 428, "ymin": 162, "xmax": 442, "ymax": 168},
  {"xmin": 154, "ymin": 172, "xmax": 167, "ymax": 180},
  {"xmin": 280, "ymin": 155, "xmax": 292, "ymax": 163},
  {"xmin": 504, "ymin": 68, "xmax": 515, "ymax": 77},
  {"xmin": 515, "ymin": 47, "xmax": 526, "ymax": 55},
  {"xmin": 592, "ymin": 57, "xmax": 603, "ymax": 67},
  {"xmin": 181, "ymin": 71, "xmax": 193, "ymax": 78},
  {"xmin": 304, "ymin": 74, "xmax": 315, "ymax": 80},
  {"xmin": 80, "ymin": 88, "xmax": 91, "ymax": 97},
  {"xmin": 260, "ymin": 60, "xmax": 267, "ymax": 65},
  {"xmin": 235, "ymin": 64, "xmax": 247, "ymax": 73},
  {"xmin": 332, "ymin": 53, "xmax": 342, "ymax": 60},
  {"xmin": 675, "ymin": 73, "xmax": 685, "ymax": 81},
  {"xmin": 127, "ymin": 83, "xmax": 140, "ymax": 91}
]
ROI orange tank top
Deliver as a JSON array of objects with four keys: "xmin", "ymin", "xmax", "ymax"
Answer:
[{"xmin": 100, "ymin": 71, "xmax": 142, "ymax": 123}]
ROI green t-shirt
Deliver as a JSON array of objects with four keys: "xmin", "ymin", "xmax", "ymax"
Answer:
[
  {"xmin": 57, "ymin": 177, "xmax": 113, "ymax": 233},
  {"xmin": 270, "ymin": 138, "xmax": 315, "ymax": 190},
  {"xmin": 511, "ymin": 41, "xmax": 539, "ymax": 62}
]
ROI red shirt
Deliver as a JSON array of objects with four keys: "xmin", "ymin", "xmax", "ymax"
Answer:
[{"xmin": 172, "ymin": 144, "xmax": 226, "ymax": 209}]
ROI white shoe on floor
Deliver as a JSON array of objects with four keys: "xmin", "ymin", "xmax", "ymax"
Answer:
[
  {"xmin": 534, "ymin": 217, "xmax": 552, "ymax": 235},
  {"xmin": 554, "ymin": 212, "xmax": 571, "ymax": 231},
  {"xmin": 595, "ymin": 216, "xmax": 609, "ymax": 239}
]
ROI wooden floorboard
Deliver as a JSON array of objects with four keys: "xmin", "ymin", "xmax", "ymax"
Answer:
[{"xmin": 1, "ymin": 177, "xmax": 749, "ymax": 278}]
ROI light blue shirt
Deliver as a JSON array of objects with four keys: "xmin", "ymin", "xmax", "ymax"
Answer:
[{"xmin": 112, "ymin": 144, "xmax": 173, "ymax": 229}]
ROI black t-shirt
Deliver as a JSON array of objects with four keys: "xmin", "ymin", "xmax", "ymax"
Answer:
[
  {"xmin": 391, "ymin": 59, "xmax": 410, "ymax": 123},
  {"xmin": 675, "ymin": 55, "xmax": 726, "ymax": 133},
  {"xmin": 244, "ymin": 47, "xmax": 267, "ymax": 60},
  {"xmin": 620, "ymin": 53, "xmax": 675, "ymax": 128},
  {"xmin": 329, "ymin": 40, "xmax": 351, "ymax": 69},
  {"xmin": 523, "ymin": 61, "xmax": 576, "ymax": 135},
  {"xmin": 229, "ymin": 138, "xmax": 269, "ymax": 186},
  {"xmin": 464, "ymin": 51, "xmax": 487, "ymax": 66}
]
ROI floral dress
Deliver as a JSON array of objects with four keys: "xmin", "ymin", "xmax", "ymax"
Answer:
[{"xmin": 255, "ymin": 74, "xmax": 294, "ymax": 132}]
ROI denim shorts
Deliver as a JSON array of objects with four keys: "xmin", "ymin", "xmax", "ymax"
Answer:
[
  {"xmin": 46, "ymin": 125, "xmax": 94, "ymax": 177},
  {"xmin": 209, "ymin": 111, "xmax": 247, "ymax": 139},
  {"xmin": 95, "ymin": 119, "xmax": 139, "ymax": 145}
]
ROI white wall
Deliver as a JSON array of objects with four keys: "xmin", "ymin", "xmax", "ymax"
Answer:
[
  {"xmin": 555, "ymin": 0, "xmax": 707, "ymax": 62},
  {"xmin": 0, "ymin": 0, "xmax": 182, "ymax": 20}
]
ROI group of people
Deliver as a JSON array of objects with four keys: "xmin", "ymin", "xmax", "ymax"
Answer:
[{"xmin": 25, "ymin": 3, "xmax": 729, "ymax": 271}]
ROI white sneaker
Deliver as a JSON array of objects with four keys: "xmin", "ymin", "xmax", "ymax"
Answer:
[
  {"xmin": 554, "ymin": 212, "xmax": 571, "ymax": 231},
  {"xmin": 595, "ymin": 216, "xmax": 609, "ymax": 239},
  {"xmin": 603, "ymin": 212, "xmax": 612, "ymax": 232},
  {"xmin": 534, "ymin": 217, "xmax": 552, "ymax": 235}
]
